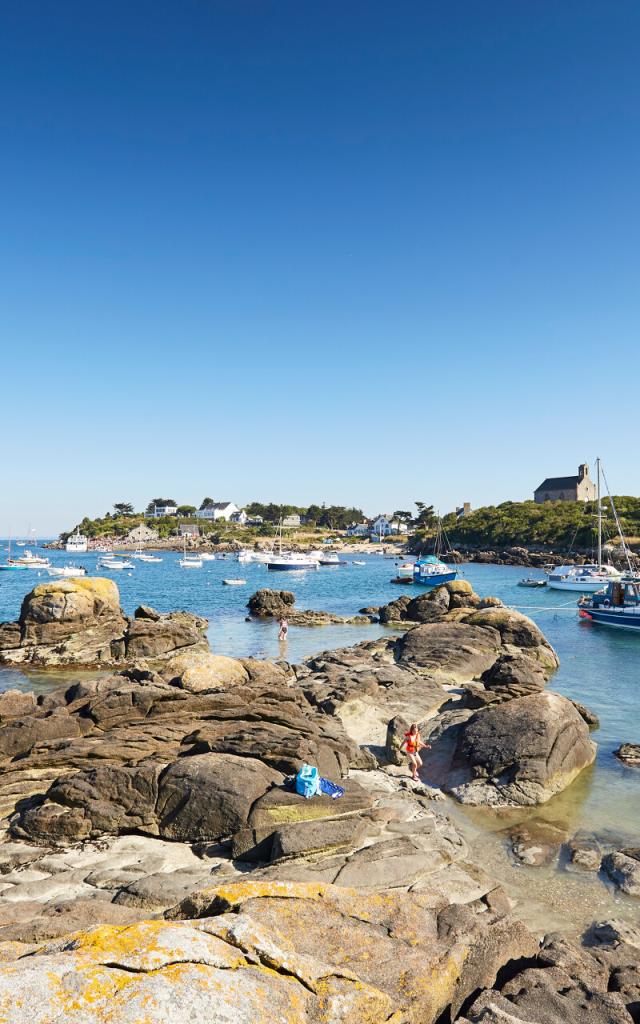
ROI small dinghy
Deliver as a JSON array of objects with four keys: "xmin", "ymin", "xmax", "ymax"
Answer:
[
  {"xmin": 352, "ymin": 560, "xmax": 365, "ymax": 566},
  {"xmin": 518, "ymin": 577, "xmax": 547, "ymax": 588},
  {"xmin": 222, "ymin": 578, "xmax": 247, "ymax": 586}
]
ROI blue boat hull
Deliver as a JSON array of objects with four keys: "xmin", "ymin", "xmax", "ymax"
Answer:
[
  {"xmin": 582, "ymin": 608, "xmax": 640, "ymax": 631},
  {"xmin": 413, "ymin": 570, "xmax": 458, "ymax": 587}
]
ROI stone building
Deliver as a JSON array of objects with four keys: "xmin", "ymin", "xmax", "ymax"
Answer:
[
  {"xmin": 125, "ymin": 524, "xmax": 159, "ymax": 544},
  {"xmin": 534, "ymin": 464, "xmax": 597, "ymax": 503}
]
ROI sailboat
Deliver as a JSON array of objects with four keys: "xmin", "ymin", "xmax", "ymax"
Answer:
[
  {"xmin": 578, "ymin": 461, "xmax": 640, "ymax": 630},
  {"xmin": 179, "ymin": 539, "xmax": 203, "ymax": 569},
  {"xmin": 547, "ymin": 460, "xmax": 622, "ymax": 592},
  {"xmin": 412, "ymin": 517, "xmax": 458, "ymax": 587},
  {"xmin": 267, "ymin": 521, "xmax": 319, "ymax": 571},
  {"xmin": 0, "ymin": 537, "xmax": 29, "ymax": 571}
]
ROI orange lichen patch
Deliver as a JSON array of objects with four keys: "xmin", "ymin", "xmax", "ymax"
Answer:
[
  {"xmin": 40, "ymin": 919, "xmax": 246, "ymax": 973},
  {"xmin": 30, "ymin": 577, "xmax": 120, "ymax": 604},
  {"xmin": 175, "ymin": 879, "xmax": 359, "ymax": 917}
]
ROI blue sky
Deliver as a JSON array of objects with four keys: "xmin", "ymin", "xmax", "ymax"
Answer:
[{"xmin": 1, "ymin": 1, "xmax": 639, "ymax": 534}]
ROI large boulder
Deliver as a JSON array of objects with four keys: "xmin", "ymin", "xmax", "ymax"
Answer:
[
  {"xmin": 13, "ymin": 764, "xmax": 163, "ymax": 844},
  {"xmin": 397, "ymin": 621, "xmax": 502, "ymax": 681},
  {"xmin": 160, "ymin": 650, "xmax": 249, "ymax": 692},
  {"xmin": 156, "ymin": 753, "xmax": 283, "ymax": 843},
  {"xmin": 461, "ymin": 607, "xmax": 559, "ymax": 672},
  {"xmin": 448, "ymin": 692, "xmax": 597, "ymax": 806},
  {"xmin": 247, "ymin": 589, "xmax": 295, "ymax": 617}
]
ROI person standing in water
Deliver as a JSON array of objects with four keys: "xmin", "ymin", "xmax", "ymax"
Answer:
[
  {"xmin": 278, "ymin": 616, "xmax": 289, "ymax": 641},
  {"xmin": 400, "ymin": 723, "xmax": 429, "ymax": 781}
]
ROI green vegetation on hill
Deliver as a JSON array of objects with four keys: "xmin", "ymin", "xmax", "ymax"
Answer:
[{"xmin": 433, "ymin": 498, "xmax": 640, "ymax": 551}]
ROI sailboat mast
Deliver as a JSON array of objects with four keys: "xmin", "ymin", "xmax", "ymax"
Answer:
[{"xmin": 596, "ymin": 457, "xmax": 602, "ymax": 570}]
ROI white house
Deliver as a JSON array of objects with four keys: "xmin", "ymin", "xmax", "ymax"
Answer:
[
  {"xmin": 146, "ymin": 504, "xmax": 177, "ymax": 519},
  {"xmin": 370, "ymin": 515, "xmax": 394, "ymax": 539},
  {"xmin": 125, "ymin": 524, "xmax": 159, "ymax": 544},
  {"xmin": 196, "ymin": 502, "xmax": 240, "ymax": 522},
  {"xmin": 347, "ymin": 522, "xmax": 370, "ymax": 537},
  {"xmin": 230, "ymin": 510, "xmax": 248, "ymax": 525},
  {"xmin": 282, "ymin": 514, "xmax": 301, "ymax": 528}
]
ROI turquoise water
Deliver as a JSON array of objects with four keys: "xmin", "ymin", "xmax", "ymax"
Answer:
[{"xmin": 1, "ymin": 549, "xmax": 639, "ymax": 846}]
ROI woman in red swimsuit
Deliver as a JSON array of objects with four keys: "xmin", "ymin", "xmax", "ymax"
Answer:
[{"xmin": 401, "ymin": 723, "xmax": 429, "ymax": 781}]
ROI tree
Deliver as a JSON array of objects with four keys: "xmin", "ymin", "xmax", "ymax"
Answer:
[
  {"xmin": 146, "ymin": 498, "xmax": 177, "ymax": 513},
  {"xmin": 393, "ymin": 510, "xmax": 413, "ymax": 524},
  {"xmin": 199, "ymin": 497, "xmax": 215, "ymax": 510},
  {"xmin": 177, "ymin": 505, "xmax": 197, "ymax": 516},
  {"xmin": 414, "ymin": 502, "xmax": 436, "ymax": 529},
  {"xmin": 113, "ymin": 502, "xmax": 134, "ymax": 516}
]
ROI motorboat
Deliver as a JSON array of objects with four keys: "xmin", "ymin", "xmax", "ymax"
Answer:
[
  {"xmin": 132, "ymin": 551, "xmax": 163, "ymax": 563},
  {"xmin": 352, "ymin": 560, "xmax": 366, "ymax": 566},
  {"xmin": 98, "ymin": 556, "xmax": 134, "ymax": 571},
  {"xmin": 10, "ymin": 549, "xmax": 51, "ymax": 569},
  {"xmin": 546, "ymin": 564, "xmax": 621, "ymax": 592},
  {"xmin": 222, "ymin": 578, "xmax": 247, "ymax": 586},
  {"xmin": 237, "ymin": 549, "xmax": 273, "ymax": 563},
  {"xmin": 412, "ymin": 555, "xmax": 457, "ymax": 587},
  {"xmin": 47, "ymin": 565, "xmax": 87, "ymax": 578},
  {"xmin": 579, "ymin": 579, "xmax": 640, "ymax": 631},
  {"xmin": 319, "ymin": 552, "xmax": 341, "ymax": 566},
  {"xmin": 200, "ymin": 553, "xmax": 216, "ymax": 561},
  {"xmin": 66, "ymin": 530, "xmax": 88, "ymax": 554},
  {"xmin": 518, "ymin": 577, "xmax": 547, "ymax": 588},
  {"xmin": 396, "ymin": 561, "xmax": 415, "ymax": 578},
  {"xmin": 0, "ymin": 539, "xmax": 30, "ymax": 570}
]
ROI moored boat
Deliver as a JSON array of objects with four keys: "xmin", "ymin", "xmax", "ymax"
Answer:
[
  {"xmin": 47, "ymin": 565, "xmax": 87, "ymax": 578},
  {"xmin": 518, "ymin": 577, "xmax": 547, "ymax": 588},
  {"xmin": 579, "ymin": 579, "xmax": 640, "ymax": 631},
  {"xmin": 222, "ymin": 578, "xmax": 246, "ymax": 586},
  {"xmin": 412, "ymin": 556, "xmax": 457, "ymax": 587},
  {"xmin": 98, "ymin": 556, "xmax": 134, "ymax": 570},
  {"xmin": 10, "ymin": 549, "xmax": 51, "ymax": 569}
]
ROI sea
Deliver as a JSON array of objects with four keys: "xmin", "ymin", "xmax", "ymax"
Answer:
[{"xmin": 1, "ymin": 546, "xmax": 638, "ymax": 932}]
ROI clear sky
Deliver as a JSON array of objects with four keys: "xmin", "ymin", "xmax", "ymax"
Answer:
[{"xmin": 1, "ymin": 1, "xmax": 639, "ymax": 535}]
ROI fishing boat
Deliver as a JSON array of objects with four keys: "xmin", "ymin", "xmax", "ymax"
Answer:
[
  {"xmin": 47, "ymin": 565, "xmax": 87, "ymax": 578},
  {"xmin": 308, "ymin": 550, "xmax": 341, "ymax": 566},
  {"xmin": 10, "ymin": 549, "xmax": 51, "ymax": 570},
  {"xmin": 579, "ymin": 580, "xmax": 640, "ymax": 631},
  {"xmin": 66, "ymin": 529, "xmax": 88, "ymax": 554},
  {"xmin": 518, "ymin": 577, "xmax": 547, "ymax": 588},
  {"xmin": 412, "ymin": 518, "xmax": 458, "ymax": 587},
  {"xmin": 222, "ymin": 578, "xmax": 247, "ymax": 586},
  {"xmin": 413, "ymin": 555, "xmax": 457, "ymax": 586},
  {"xmin": 0, "ymin": 538, "xmax": 29, "ymax": 571}
]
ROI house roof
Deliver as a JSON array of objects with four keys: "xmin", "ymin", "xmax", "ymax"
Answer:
[
  {"xmin": 535, "ymin": 475, "xmax": 581, "ymax": 492},
  {"xmin": 211, "ymin": 502, "xmax": 234, "ymax": 510}
]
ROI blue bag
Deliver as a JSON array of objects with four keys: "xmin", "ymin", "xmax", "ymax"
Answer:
[
  {"xmin": 319, "ymin": 777, "xmax": 345, "ymax": 799},
  {"xmin": 295, "ymin": 764, "xmax": 320, "ymax": 799}
]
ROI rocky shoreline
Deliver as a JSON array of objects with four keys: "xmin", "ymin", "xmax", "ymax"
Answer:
[{"xmin": 0, "ymin": 578, "xmax": 637, "ymax": 1022}]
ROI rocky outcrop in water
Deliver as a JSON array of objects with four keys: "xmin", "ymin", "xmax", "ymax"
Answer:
[
  {"xmin": 615, "ymin": 743, "xmax": 640, "ymax": 767},
  {"xmin": 0, "ymin": 578, "xmax": 207, "ymax": 668},
  {"xmin": 247, "ymin": 587, "xmax": 371, "ymax": 626}
]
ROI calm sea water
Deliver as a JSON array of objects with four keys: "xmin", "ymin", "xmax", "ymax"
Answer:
[{"xmin": 1, "ymin": 547, "xmax": 639, "ymax": 855}]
